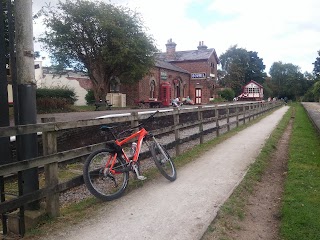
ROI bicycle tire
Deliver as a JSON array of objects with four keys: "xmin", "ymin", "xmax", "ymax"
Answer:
[
  {"xmin": 150, "ymin": 143, "xmax": 177, "ymax": 181},
  {"xmin": 83, "ymin": 149, "xmax": 129, "ymax": 201}
]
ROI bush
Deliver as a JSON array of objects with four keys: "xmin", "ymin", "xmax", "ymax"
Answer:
[
  {"xmin": 36, "ymin": 87, "xmax": 78, "ymax": 113},
  {"xmin": 37, "ymin": 87, "xmax": 78, "ymax": 104},
  {"xmin": 218, "ymin": 88, "xmax": 235, "ymax": 101},
  {"xmin": 302, "ymin": 89, "xmax": 314, "ymax": 102},
  {"xmin": 85, "ymin": 89, "xmax": 95, "ymax": 105}
]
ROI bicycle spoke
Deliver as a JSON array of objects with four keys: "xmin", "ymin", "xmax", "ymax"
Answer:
[{"xmin": 83, "ymin": 150, "xmax": 129, "ymax": 201}]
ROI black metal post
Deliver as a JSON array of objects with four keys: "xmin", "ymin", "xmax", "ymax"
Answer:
[
  {"xmin": 14, "ymin": 0, "xmax": 39, "ymax": 210},
  {"xmin": 0, "ymin": 0, "xmax": 11, "ymax": 165},
  {"xmin": 0, "ymin": 0, "xmax": 12, "ymax": 235}
]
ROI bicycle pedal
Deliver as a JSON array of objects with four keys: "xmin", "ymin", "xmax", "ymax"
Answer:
[{"xmin": 137, "ymin": 176, "xmax": 147, "ymax": 181}]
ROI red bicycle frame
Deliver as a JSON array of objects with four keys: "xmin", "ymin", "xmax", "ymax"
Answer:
[{"xmin": 106, "ymin": 128, "xmax": 149, "ymax": 175}]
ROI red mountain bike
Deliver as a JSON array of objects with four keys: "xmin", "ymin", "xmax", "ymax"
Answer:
[{"xmin": 83, "ymin": 111, "xmax": 177, "ymax": 201}]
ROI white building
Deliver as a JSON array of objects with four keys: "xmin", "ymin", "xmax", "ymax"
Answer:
[
  {"xmin": 8, "ymin": 61, "xmax": 91, "ymax": 106},
  {"xmin": 238, "ymin": 80, "xmax": 264, "ymax": 101}
]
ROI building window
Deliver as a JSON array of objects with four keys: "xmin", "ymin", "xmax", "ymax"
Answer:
[
  {"xmin": 245, "ymin": 87, "xmax": 260, "ymax": 94},
  {"xmin": 150, "ymin": 80, "xmax": 156, "ymax": 98},
  {"xmin": 210, "ymin": 62, "xmax": 215, "ymax": 74},
  {"xmin": 173, "ymin": 77, "xmax": 182, "ymax": 98}
]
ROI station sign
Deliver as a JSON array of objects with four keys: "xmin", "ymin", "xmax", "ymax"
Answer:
[
  {"xmin": 191, "ymin": 72, "xmax": 206, "ymax": 79},
  {"xmin": 160, "ymin": 71, "xmax": 167, "ymax": 80}
]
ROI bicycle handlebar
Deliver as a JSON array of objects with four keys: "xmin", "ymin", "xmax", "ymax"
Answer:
[
  {"xmin": 140, "ymin": 110, "xmax": 159, "ymax": 125},
  {"xmin": 112, "ymin": 110, "xmax": 159, "ymax": 138},
  {"xmin": 127, "ymin": 110, "xmax": 159, "ymax": 129}
]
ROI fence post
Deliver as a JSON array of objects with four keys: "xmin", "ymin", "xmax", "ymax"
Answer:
[
  {"xmin": 41, "ymin": 117, "xmax": 59, "ymax": 218},
  {"xmin": 243, "ymin": 105, "xmax": 246, "ymax": 124},
  {"xmin": 215, "ymin": 105, "xmax": 220, "ymax": 137},
  {"xmin": 236, "ymin": 105, "xmax": 239, "ymax": 127},
  {"xmin": 173, "ymin": 108, "xmax": 180, "ymax": 156},
  {"xmin": 198, "ymin": 106, "xmax": 204, "ymax": 144},
  {"xmin": 252, "ymin": 103, "xmax": 255, "ymax": 119},
  {"xmin": 226, "ymin": 104, "xmax": 230, "ymax": 132},
  {"xmin": 131, "ymin": 112, "xmax": 139, "ymax": 128},
  {"xmin": 255, "ymin": 103, "xmax": 258, "ymax": 118}
]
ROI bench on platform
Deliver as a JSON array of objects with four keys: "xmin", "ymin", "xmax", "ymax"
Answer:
[{"xmin": 94, "ymin": 100, "xmax": 113, "ymax": 111}]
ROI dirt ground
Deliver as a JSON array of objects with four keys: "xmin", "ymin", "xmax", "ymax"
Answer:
[{"xmin": 203, "ymin": 118, "xmax": 292, "ymax": 240}]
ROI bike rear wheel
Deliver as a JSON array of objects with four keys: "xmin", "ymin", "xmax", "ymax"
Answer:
[
  {"xmin": 83, "ymin": 149, "xmax": 129, "ymax": 201},
  {"xmin": 150, "ymin": 143, "xmax": 177, "ymax": 181}
]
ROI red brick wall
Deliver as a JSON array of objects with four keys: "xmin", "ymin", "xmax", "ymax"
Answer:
[
  {"xmin": 173, "ymin": 59, "xmax": 217, "ymax": 103},
  {"xmin": 121, "ymin": 81, "xmax": 140, "ymax": 106},
  {"xmin": 121, "ymin": 67, "xmax": 190, "ymax": 107}
]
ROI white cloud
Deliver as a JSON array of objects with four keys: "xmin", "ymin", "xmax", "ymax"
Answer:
[{"xmin": 32, "ymin": 0, "xmax": 320, "ymax": 72}]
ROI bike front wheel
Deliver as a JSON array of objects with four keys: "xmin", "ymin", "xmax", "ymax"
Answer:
[
  {"xmin": 83, "ymin": 149, "xmax": 129, "ymax": 201},
  {"xmin": 150, "ymin": 143, "xmax": 177, "ymax": 181}
]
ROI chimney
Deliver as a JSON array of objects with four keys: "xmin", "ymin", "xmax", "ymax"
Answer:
[
  {"xmin": 197, "ymin": 41, "xmax": 208, "ymax": 50},
  {"xmin": 165, "ymin": 38, "xmax": 177, "ymax": 60}
]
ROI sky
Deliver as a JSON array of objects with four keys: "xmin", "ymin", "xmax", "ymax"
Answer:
[{"xmin": 32, "ymin": 0, "xmax": 320, "ymax": 74}]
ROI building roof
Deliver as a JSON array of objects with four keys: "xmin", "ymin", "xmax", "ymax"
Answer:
[
  {"xmin": 155, "ymin": 60, "xmax": 190, "ymax": 74},
  {"xmin": 245, "ymin": 80, "xmax": 264, "ymax": 88},
  {"xmin": 157, "ymin": 48, "xmax": 220, "ymax": 63}
]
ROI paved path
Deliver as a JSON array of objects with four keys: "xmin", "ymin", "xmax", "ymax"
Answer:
[{"xmin": 40, "ymin": 106, "xmax": 290, "ymax": 240}]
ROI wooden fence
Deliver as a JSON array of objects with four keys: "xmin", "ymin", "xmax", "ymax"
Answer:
[{"xmin": 0, "ymin": 101, "xmax": 282, "ymax": 234}]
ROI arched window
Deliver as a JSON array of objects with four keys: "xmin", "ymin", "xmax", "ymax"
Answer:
[
  {"xmin": 150, "ymin": 80, "xmax": 156, "ymax": 98},
  {"xmin": 173, "ymin": 77, "xmax": 182, "ymax": 98}
]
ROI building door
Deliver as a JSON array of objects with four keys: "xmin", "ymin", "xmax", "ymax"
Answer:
[{"xmin": 195, "ymin": 88, "xmax": 202, "ymax": 104}]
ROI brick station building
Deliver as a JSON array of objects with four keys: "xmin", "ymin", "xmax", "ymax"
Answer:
[{"xmin": 122, "ymin": 39, "xmax": 220, "ymax": 106}]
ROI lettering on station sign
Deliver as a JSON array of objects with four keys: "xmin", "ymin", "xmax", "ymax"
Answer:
[{"xmin": 191, "ymin": 72, "xmax": 206, "ymax": 79}]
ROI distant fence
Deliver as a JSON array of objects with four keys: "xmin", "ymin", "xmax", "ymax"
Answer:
[{"xmin": 0, "ymin": 101, "xmax": 282, "ymax": 235}]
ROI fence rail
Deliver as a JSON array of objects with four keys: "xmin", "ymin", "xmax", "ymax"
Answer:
[{"xmin": 0, "ymin": 101, "xmax": 282, "ymax": 235}]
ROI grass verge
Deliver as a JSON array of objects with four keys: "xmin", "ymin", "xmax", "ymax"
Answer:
[{"xmin": 280, "ymin": 103, "xmax": 320, "ymax": 240}]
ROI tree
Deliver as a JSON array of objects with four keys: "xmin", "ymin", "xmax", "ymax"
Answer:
[
  {"xmin": 312, "ymin": 81, "xmax": 320, "ymax": 102},
  {"xmin": 262, "ymin": 76, "xmax": 275, "ymax": 99},
  {"xmin": 219, "ymin": 45, "xmax": 266, "ymax": 95},
  {"xmin": 218, "ymin": 88, "xmax": 235, "ymax": 101},
  {"xmin": 38, "ymin": 0, "xmax": 158, "ymax": 100},
  {"xmin": 269, "ymin": 61, "xmax": 311, "ymax": 100},
  {"xmin": 313, "ymin": 50, "xmax": 320, "ymax": 79}
]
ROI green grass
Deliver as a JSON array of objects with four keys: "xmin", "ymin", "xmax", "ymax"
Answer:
[
  {"xmin": 69, "ymin": 105, "xmax": 96, "ymax": 112},
  {"xmin": 280, "ymin": 103, "xmax": 320, "ymax": 240}
]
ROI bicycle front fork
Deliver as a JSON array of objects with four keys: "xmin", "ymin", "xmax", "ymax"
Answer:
[{"xmin": 150, "ymin": 136, "xmax": 169, "ymax": 162}]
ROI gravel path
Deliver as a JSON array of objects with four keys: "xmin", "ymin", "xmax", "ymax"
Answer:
[{"xmin": 39, "ymin": 106, "xmax": 289, "ymax": 240}]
